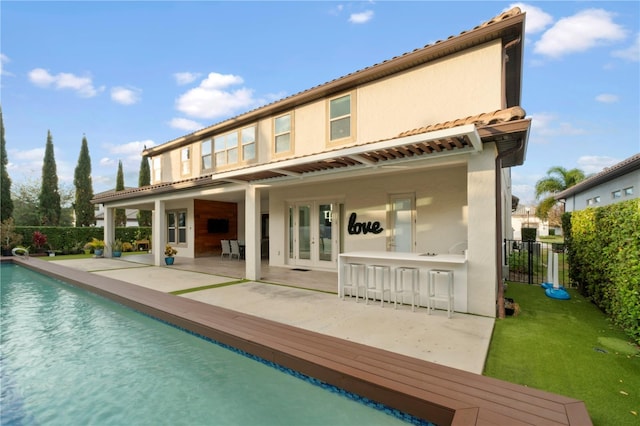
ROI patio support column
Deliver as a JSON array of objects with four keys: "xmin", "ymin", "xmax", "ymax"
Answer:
[
  {"xmin": 467, "ymin": 147, "xmax": 497, "ymax": 317},
  {"xmin": 153, "ymin": 199, "xmax": 166, "ymax": 266},
  {"xmin": 245, "ymin": 184, "xmax": 261, "ymax": 281},
  {"xmin": 103, "ymin": 206, "xmax": 115, "ymax": 257}
]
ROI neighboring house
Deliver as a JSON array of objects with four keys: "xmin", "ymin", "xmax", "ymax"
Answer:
[
  {"xmin": 555, "ymin": 153, "xmax": 640, "ymax": 212},
  {"xmin": 93, "ymin": 8, "xmax": 531, "ymax": 317},
  {"xmin": 94, "ymin": 188, "xmax": 142, "ymax": 227},
  {"xmin": 511, "ymin": 205, "xmax": 549, "ymax": 240},
  {"xmin": 94, "ymin": 205, "xmax": 139, "ymax": 227}
]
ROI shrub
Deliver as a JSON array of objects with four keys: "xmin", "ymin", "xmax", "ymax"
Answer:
[
  {"xmin": 122, "ymin": 242, "xmax": 134, "ymax": 252},
  {"xmin": 568, "ymin": 199, "xmax": 640, "ymax": 344}
]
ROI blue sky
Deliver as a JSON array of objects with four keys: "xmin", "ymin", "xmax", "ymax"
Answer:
[{"xmin": 2, "ymin": 1, "xmax": 638, "ymax": 205}]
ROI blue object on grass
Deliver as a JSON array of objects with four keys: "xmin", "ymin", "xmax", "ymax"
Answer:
[{"xmin": 545, "ymin": 287, "xmax": 570, "ymax": 300}]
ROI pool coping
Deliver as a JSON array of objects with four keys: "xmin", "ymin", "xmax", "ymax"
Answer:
[{"xmin": 4, "ymin": 257, "xmax": 592, "ymax": 425}]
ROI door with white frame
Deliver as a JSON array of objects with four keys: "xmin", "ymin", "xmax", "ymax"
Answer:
[
  {"xmin": 288, "ymin": 201, "xmax": 340, "ymax": 268},
  {"xmin": 387, "ymin": 193, "xmax": 415, "ymax": 252}
]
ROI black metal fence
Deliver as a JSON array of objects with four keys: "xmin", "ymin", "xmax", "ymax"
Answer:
[{"xmin": 503, "ymin": 239, "xmax": 570, "ymax": 286}]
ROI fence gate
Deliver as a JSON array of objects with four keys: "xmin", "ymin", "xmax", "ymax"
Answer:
[{"xmin": 503, "ymin": 239, "xmax": 569, "ymax": 286}]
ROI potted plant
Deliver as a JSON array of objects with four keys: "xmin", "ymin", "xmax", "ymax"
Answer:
[
  {"xmin": 111, "ymin": 239, "xmax": 123, "ymax": 258},
  {"xmin": 164, "ymin": 244, "xmax": 177, "ymax": 265},
  {"xmin": 1, "ymin": 218, "xmax": 23, "ymax": 256},
  {"xmin": 86, "ymin": 238, "xmax": 105, "ymax": 257}
]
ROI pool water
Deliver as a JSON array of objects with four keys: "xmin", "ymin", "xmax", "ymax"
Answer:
[{"xmin": 1, "ymin": 264, "xmax": 425, "ymax": 425}]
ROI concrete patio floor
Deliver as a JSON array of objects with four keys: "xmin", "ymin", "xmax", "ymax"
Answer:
[{"xmin": 51, "ymin": 255, "xmax": 495, "ymax": 374}]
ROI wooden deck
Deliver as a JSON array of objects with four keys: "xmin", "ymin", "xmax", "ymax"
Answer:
[{"xmin": 6, "ymin": 257, "xmax": 592, "ymax": 425}]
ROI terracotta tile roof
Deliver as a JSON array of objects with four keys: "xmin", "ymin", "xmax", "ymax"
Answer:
[
  {"xmin": 555, "ymin": 153, "xmax": 640, "ymax": 200},
  {"xmin": 398, "ymin": 107, "xmax": 526, "ymax": 138}
]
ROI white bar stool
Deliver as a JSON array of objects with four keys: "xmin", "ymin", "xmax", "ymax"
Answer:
[
  {"xmin": 394, "ymin": 267, "xmax": 420, "ymax": 311},
  {"xmin": 365, "ymin": 265, "xmax": 391, "ymax": 306},
  {"xmin": 342, "ymin": 263, "xmax": 366, "ymax": 302},
  {"xmin": 428, "ymin": 269, "xmax": 454, "ymax": 318}
]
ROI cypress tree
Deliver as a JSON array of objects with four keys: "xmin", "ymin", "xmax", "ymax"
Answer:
[
  {"xmin": 137, "ymin": 155, "xmax": 152, "ymax": 226},
  {"xmin": 73, "ymin": 135, "xmax": 95, "ymax": 226},
  {"xmin": 114, "ymin": 160, "xmax": 127, "ymax": 226},
  {"xmin": 38, "ymin": 130, "xmax": 61, "ymax": 225},
  {"xmin": 1, "ymin": 107, "xmax": 14, "ymax": 221}
]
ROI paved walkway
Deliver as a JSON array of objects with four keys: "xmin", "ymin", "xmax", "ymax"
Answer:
[{"xmin": 52, "ymin": 257, "xmax": 495, "ymax": 374}]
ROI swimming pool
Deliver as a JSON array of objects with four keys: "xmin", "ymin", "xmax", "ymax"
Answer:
[{"xmin": 1, "ymin": 264, "xmax": 427, "ymax": 425}]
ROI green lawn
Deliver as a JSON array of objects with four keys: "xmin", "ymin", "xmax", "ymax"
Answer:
[
  {"xmin": 37, "ymin": 251, "xmax": 141, "ymax": 261},
  {"xmin": 484, "ymin": 282, "xmax": 639, "ymax": 425}
]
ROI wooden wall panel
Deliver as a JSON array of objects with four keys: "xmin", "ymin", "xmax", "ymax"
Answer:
[{"xmin": 194, "ymin": 199, "xmax": 238, "ymax": 257}]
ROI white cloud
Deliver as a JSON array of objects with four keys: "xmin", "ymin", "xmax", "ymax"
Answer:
[
  {"xmin": 577, "ymin": 155, "xmax": 620, "ymax": 174},
  {"xmin": 349, "ymin": 10, "xmax": 374, "ymax": 24},
  {"xmin": 174, "ymin": 72, "xmax": 201, "ymax": 85},
  {"xmin": 507, "ymin": 3, "xmax": 553, "ymax": 34},
  {"xmin": 0, "ymin": 53, "xmax": 13, "ymax": 76},
  {"xmin": 9, "ymin": 147, "xmax": 45, "ymax": 162},
  {"xmin": 169, "ymin": 117, "xmax": 203, "ymax": 131},
  {"xmin": 529, "ymin": 112, "xmax": 586, "ymax": 142},
  {"xmin": 612, "ymin": 33, "xmax": 640, "ymax": 62},
  {"xmin": 28, "ymin": 68, "xmax": 104, "ymax": 97},
  {"xmin": 534, "ymin": 9, "xmax": 627, "ymax": 58},
  {"xmin": 175, "ymin": 72, "xmax": 256, "ymax": 120},
  {"xmin": 595, "ymin": 93, "xmax": 619, "ymax": 103},
  {"xmin": 100, "ymin": 140, "xmax": 155, "ymax": 172},
  {"xmin": 111, "ymin": 86, "xmax": 142, "ymax": 105}
]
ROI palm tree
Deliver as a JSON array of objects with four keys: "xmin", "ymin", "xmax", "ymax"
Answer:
[{"xmin": 535, "ymin": 166, "xmax": 586, "ymax": 220}]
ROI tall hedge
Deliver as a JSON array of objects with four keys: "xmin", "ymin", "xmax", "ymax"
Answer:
[
  {"xmin": 569, "ymin": 199, "xmax": 640, "ymax": 344},
  {"xmin": 13, "ymin": 226, "xmax": 152, "ymax": 252}
]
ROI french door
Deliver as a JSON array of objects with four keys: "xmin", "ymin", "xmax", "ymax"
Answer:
[
  {"xmin": 388, "ymin": 193, "xmax": 415, "ymax": 252},
  {"xmin": 288, "ymin": 201, "xmax": 339, "ymax": 268}
]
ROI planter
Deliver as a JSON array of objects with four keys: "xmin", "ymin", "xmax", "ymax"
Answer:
[
  {"xmin": 94, "ymin": 249, "xmax": 104, "ymax": 257},
  {"xmin": 164, "ymin": 257, "xmax": 175, "ymax": 265},
  {"xmin": 112, "ymin": 251, "xmax": 122, "ymax": 258}
]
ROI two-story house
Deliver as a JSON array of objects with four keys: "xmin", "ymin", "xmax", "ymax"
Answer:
[{"xmin": 93, "ymin": 8, "xmax": 530, "ymax": 317}]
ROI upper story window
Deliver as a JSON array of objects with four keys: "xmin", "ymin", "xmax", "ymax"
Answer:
[
  {"xmin": 274, "ymin": 113, "xmax": 292, "ymax": 154},
  {"xmin": 201, "ymin": 140, "xmax": 212, "ymax": 171},
  {"xmin": 181, "ymin": 147, "xmax": 191, "ymax": 176},
  {"xmin": 624, "ymin": 186, "xmax": 634, "ymax": 196},
  {"xmin": 328, "ymin": 93, "xmax": 354, "ymax": 143},
  {"xmin": 152, "ymin": 157, "xmax": 161, "ymax": 182},
  {"xmin": 587, "ymin": 196, "xmax": 601, "ymax": 206},
  {"xmin": 612, "ymin": 189, "xmax": 622, "ymax": 199},
  {"xmin": 241, "ymin": 126, "xmax": 256, "ymax": 161},
  {"xmin": 214, "ymin": 125, "xmax": 256, "ymax": 168}
]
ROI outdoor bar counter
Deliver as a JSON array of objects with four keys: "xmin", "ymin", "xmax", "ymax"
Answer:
[{"xmin": 338, "ymin": 251, "xmax": 468, "ymax": 313}]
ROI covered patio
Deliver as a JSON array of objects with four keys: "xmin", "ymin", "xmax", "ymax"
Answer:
[{"xmin": 119, "ymin": 253, "xmax": 339, "ymax": 293}]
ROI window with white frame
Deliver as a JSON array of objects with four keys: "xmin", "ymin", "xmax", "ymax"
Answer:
[
  {"xmin": 201, "ymin": 139, "xmax": 212, "ymax": 171},
  {"xmin": 181, "ymin": 147, "xmax": 191, "ymax": 175},
  {"xmin": 612, "ymin": 189, "xmax": 622, "ymax": 199},
  {"xmin": 587, "ymin": 196, "xmax": 601, "ymax": 206},
  {"xmin": 241, "ymin": 126, "xmax": 256, "ymax": 161},
  {"xmin": 167, "ymin": 211, "xmax": 187, "ymax": 244},
  {"xmin": 329, "ymin": 94, "xmax": 352, "ymax": 142},
  {"xmin": 624, "ymin": 186, "xmax": 634, "ymax": 196},
  {"xmin": 152, "ymin": 157, "xmax": 161, "ymax": 182},
  {"xmin": 213, "ymin": 125, "xmax": 256, "ymax": 167},
  {"xmin": 274, "ymin": 113, "xmax": 292, "ymax": 154}
]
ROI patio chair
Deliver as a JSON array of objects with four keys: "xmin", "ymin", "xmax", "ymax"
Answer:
[
  {"xmin": 221, "ymin": 240, "xmax": 231, "ymax": 259},
  {"xmin": 230, "ymin": 240, "xmax": 241, "ymax": 260}
]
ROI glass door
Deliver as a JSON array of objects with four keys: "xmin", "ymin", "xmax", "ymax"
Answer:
[
  {"xmin": 388, "ymin": 194, "xmax": 415, "ymax": 252},
  {"xmin": 288, "ymin": 201, "xmax": 339, "ymax": 268}
]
